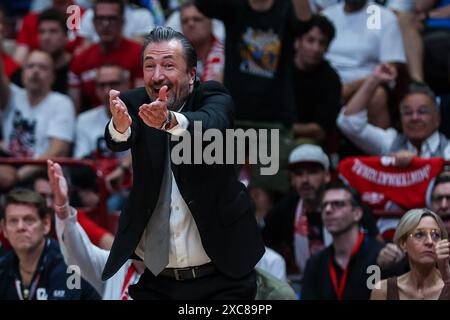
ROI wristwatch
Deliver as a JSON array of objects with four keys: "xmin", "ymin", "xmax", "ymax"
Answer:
[{"xmin": 160, "ymin": 110, "xmax": 173, "ymax": 130}]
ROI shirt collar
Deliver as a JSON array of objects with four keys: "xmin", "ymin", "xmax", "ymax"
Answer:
[
  {"xmin": 177, "ymin": 102, "xmax": 185, "ymax": 112},
  {"xmin": 406, "ymin": 131, "xmax": 440, "ymax": 156}
]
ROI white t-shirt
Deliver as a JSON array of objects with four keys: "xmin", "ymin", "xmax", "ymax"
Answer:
[
  {"xmin": 387, "ymin": 0, "xmax": 416, "ymax": 12},
  {"xmin": 78, "ymin": 6, "xmax": 155, "ymax": 43},
  {"xmin": 323, "ymin": 1, "xmax": 406, "ymax": 84},
  {"xmin": 310, "ymin": 0, "xmax": 416, "ymax": 13},
  {"xmin": 74, "ymin": 105, "xmax": 110, "ymax": 159},
  {"xmin": 75, "ymin": 105, "xmax": 130, "ymax": 159},
  {"xmin": 2, "ymin": 84, "xmax": 76, "ymax": 158}
]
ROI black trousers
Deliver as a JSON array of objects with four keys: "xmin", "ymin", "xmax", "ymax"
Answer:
[{"xmin": 128, "ymin": 268, "xmax": 257, "ymax": 300}]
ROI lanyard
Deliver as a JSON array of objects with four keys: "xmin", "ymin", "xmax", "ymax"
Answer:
[
  {"xmin": 15, "ymin": 273, "xmax": 41, "ymax": 300},
  {"xmin": 121, "ymin": 263, "xmax": 137, "ymax": 300},
  {"xmin": 328, "ymin": 232, "xmax": 364, "ymax": 300}
]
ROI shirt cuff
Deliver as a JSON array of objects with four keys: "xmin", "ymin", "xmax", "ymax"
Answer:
[
  {"xmin": 55, "ymin": 207, "xmax": 78, "ymax": 239},
  {"xmin": 166, "ymin": 112, "xmax": 189, "ymax": 136},
  {"xmin": 108, "ymin": 119, "xmax": 131, "ymax": 142}
]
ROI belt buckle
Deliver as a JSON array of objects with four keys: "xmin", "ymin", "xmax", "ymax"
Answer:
[{"xmin": 174, "ymin": 267, "xmax": 196, "ymax": 281}]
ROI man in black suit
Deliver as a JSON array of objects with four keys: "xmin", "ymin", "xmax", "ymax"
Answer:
[{"xmin": 102, "ymin": 26, "xmax": 265, "ymax": 300}]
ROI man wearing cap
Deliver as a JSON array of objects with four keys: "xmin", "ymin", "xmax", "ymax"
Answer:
[
  {"xmin": 337, "ymin": 63, "xmax": 450, "ymax": 163},
  {"xmin": 263, "ymin": 144, "xmax": 331, "ymax": 277},
  {"xmin": 263, "ymin": 144, "xmax": 378, "ymax": 276}
]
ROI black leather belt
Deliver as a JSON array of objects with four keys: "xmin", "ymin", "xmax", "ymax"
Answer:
[{"xmin": 159, "ymin": 263, "xmax": 216, "ymax": 281}]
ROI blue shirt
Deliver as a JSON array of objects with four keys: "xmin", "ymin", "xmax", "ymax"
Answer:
[{"xmin": 427, "ymin": 0, "xmax": 450, "ymax": 29}]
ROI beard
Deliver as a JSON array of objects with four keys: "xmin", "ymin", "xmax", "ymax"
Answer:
[{"xmin": 167, "ymin": 85, "xmax": 191, "ymax": 111}]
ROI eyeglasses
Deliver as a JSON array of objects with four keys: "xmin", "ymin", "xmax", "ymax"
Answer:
[
  {"xmin": 400, "ymin": 106, "xmax": 434, "ymax": 117},
  {"xmin": 94, "ymin": 15, "xmax": 122, "ymax": 23},
  {"xmin": 431, "ymin": 195, "xmax": 450, "ymax": 203},
  {"xmin": 320, "ymin": 200, "xmax": 352, "ymax": 212},
  {"xmin": 409, "ymin": 229, "xmax": 442, "ymax": 243}
]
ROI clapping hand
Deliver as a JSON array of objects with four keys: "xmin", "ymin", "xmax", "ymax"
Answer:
[
  {"xmin": 138, "ymin": 85, "xmax": 169, "ymax": 129},
  {"xmin": 109, "ymin": 89, "xmax": 132, "ymax": 134}
]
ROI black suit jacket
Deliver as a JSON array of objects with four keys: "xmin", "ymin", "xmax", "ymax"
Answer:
[{"xmin": 102, "ymin": 81, "xmax": 265, "ymax": 280}]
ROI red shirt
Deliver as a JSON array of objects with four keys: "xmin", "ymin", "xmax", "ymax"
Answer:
[
  {"xmin": 16, "ymin": 12, "xmax": 40, "ymax": 49},
  {"xmin": 15, "ymin": 5, "xmax": 85, "ymax": 53},
  {"xmin": 69, "ymin": 38, "xmax": 143, "ymax": 109},
  {"xmin": 77, "ymin": 209, "xmax": 109, "ymax": 246},
  {"xmin": 1, "ymin": 52, "xmax": 20, "ymax": 78}
]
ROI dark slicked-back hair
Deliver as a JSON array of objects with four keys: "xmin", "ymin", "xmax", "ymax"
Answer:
[{"xmin": 141, "ymin": 26, "xmax": 197, "ymax": 71}]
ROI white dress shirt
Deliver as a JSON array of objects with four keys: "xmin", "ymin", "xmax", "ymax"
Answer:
[
  {"xmin": 108, "ymin": 111, "xmax": 211, "ymax": 268},
  {"xmin": 337, "ymin": 108, "xmax": 450, "ymax": 159}
]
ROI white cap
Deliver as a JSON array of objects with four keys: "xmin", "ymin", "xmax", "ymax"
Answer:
[{"xmin": 287, "ymin": 144, "xmax": 330, "ymax": 171}]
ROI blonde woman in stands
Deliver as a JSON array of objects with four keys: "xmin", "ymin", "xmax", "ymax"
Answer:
[{"xmin": 371, "ymin": 209, "xmax": 450, "ymax": 300}]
